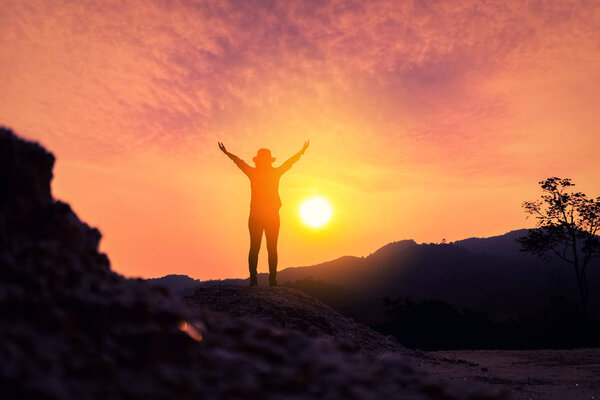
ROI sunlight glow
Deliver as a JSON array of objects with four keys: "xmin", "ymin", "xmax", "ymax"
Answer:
[
  {"xmin": 299, "ymin": 196, "xmax": 332, "ymax": 228},
  {"xmin": 178, "ymin": 320, "xmax": 204, "ymax": 341}
]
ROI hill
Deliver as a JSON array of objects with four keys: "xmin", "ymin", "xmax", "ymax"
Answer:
[
  {"xmin": 454, "ymin": 230, "xmax": 528, "ymax": 256},
  {"xmin": 185, "ymin": 284, "xmax": 407, "ymax": 355},
  {"xmin": 265, "ymin": 232, "xmax": 600, "ymax": 320},
  {"xmin": 147, "ymin": 274, "xmax": 201, "ymax": 295}
]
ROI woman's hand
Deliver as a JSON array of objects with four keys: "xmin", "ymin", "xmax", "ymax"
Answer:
[
  {"xmin": 218, "ymin": 142, "xmax": 228, "ymax": 155},
  {"xmin": 300, "ymin": 140, "xmax": 309, "ymax": 155}
]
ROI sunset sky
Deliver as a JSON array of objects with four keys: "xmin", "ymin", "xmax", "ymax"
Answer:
[{"xmin": 1, "ymin": 0, "xmax": 599, "ymax": 280}]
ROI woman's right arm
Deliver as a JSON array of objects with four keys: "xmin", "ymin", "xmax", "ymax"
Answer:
[{"xmin": 219, "ymin": 142, "xmax": 252, "ymax": 175}]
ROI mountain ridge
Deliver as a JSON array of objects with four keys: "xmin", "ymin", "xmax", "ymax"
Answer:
[
  {"xmin": 150, "ymin": 230, "xmax": 534, "ymax": 289},
  {"xmin": 150, "ymin": 228, "xmax": 599, "ymax": 325}
]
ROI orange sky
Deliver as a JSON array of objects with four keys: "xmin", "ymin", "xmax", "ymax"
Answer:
[{"xmin": 1, "ymin": 0, "xmax": 600, "ymax": 280}]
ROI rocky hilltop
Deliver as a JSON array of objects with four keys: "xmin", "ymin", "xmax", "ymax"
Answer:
[
  {"xmin": 185, "ymin": 284, "xmax": 408, "ymax": 355},
  {"xmin": 0, "ymin": 127, "xmax": 504, "ymax": 399}
]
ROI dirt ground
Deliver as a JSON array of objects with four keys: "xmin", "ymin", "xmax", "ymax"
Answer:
[
  {"xmin": 423, "ymin": 348, "xmax": 600, "ymax": 400},
  {"xmin": 186, "ymin": 285, "xmax": 600, "ymax": 399}
]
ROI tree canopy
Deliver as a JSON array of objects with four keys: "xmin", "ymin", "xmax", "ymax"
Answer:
[{"xmin": 518, "ymin": 177, "xmax": 600, "ymax": 320}]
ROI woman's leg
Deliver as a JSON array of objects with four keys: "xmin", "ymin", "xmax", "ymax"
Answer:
[
  {"xmin": 264, "ymin": 212, "xmax": 280, "ymax": 286},
  {"xmin": 248, "ymin": 212, "xmax": 263, "ymax": 286}
]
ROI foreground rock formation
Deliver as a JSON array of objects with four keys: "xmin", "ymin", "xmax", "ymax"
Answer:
[
  {"xmin": 186, "ymin": 284, "xmax": 409, "ymax": 355},
  {"xmin": 0, "ymin": 127, "xmax": 503, "ymax": 399}
]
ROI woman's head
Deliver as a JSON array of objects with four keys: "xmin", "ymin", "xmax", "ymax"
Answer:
[{"xmin": 253, "ymin": 148, "xmax": 276, "ymax": 167}]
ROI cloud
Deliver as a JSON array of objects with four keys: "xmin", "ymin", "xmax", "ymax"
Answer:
[{"xmin": 1, "ymin": 0, "xmax": 599, "ymax": 168}]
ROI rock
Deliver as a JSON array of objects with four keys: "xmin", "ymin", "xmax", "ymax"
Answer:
[{"xmin": 185, "ymin": 284, "xmax": 409, "ymax": 356}]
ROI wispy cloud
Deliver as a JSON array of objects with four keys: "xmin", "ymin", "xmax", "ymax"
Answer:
[{"xmin": 2, "ymin": 0, "xmax": 598, "ymax": 165}]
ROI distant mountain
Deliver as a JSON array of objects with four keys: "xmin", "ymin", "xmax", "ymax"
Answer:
[
  {"xmin": 270, "ymin": 230, "xmax": 600, "ymax": 349},
  {"xmin": 454, "ymin": 229, "xmax": 529, "ymax": 257},
  {"xmin": 146, "ymin": 274, "xmax": 201, "ymax": 295},
  {"xmin": 272, "ymin": 230, "xmax": 599, "ymax": 320}
]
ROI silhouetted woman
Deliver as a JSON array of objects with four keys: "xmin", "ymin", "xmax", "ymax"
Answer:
[{"xmin": 219, "ymin": 141, "xmax": 309, "ymax": 286}]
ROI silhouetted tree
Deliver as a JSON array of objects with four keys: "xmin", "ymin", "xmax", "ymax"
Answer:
[{"xmin": 518, "ymin": 177, "xmax": 600, "ymax": 321}]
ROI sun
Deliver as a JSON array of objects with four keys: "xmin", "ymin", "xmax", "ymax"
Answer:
[{"xmin": 299, "ymin": 196, "xmax": 332, "ymax": 228}]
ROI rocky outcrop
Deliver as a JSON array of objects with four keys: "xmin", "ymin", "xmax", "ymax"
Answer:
[
  {"xmin": 186, "ymin": 284, "xmax": 409, "ymax": 355},
  {"xmin": 0, "ymin": 127, "xmax": 190, "ymax": 398},
  {"xmin": 0, "ymin": 127, "xmax": 504, "ymax": 399}
]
